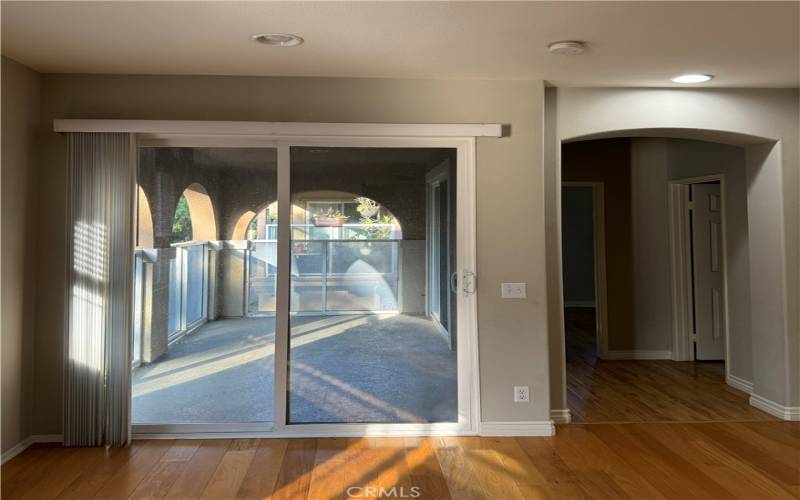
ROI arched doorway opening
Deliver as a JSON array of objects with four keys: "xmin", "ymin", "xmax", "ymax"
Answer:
[{"xmin": 553, "ymin": 127, "xmax": 787, "ymax": 424}]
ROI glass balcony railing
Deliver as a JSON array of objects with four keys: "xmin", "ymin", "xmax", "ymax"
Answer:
[
  {"xmin": 167, "ymin": 241, "xmax": 209, "ymax": 341},
  {"xmin": 247, "ymin": 222, "xmax": 400, "ymax": 316}
]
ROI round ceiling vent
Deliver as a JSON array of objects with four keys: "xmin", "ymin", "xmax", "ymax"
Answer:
[
  {"xmin": 252, "ymin": 33, "xmax": 304, "ymax": 47},
  {"xmin": 547, "ymin": 41, "xmax": 587, "ymax": 55}
]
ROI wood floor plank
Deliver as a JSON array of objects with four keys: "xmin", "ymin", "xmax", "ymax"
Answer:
[
  {"xmin": 305, "ymin": 437, "xmax": 350, "ymax": 500},
  {"xmin": 460, "ymin": 438, "xmax": 525, "ymax": 500},
  {"xmin": 402, "ymin": 437, "xmax": 451, "ymax": 500},
  {"xmin": 164, "ymin": 439, "xmax": 231, "ymax": 499},
  {"xmin": 93, "ymin": 440, "xmax": 175, "ymax": 499},
  {"xmin": 200, "ymin": 439, "xmax": 259, "ymax": 499},
  {"xmin": 546, "ymin": 425, "xmax": 666, "ymax": 500},
  {"xmin": 693, "ymin": 423, "xmax": 800, "ymax": 488},
  {"xmin": 56, "ymin": 447, "xmax": 138, "ymax": 500},
  {"xmin": 18, "ymin": 447, "xmax": 98, "ymax": 500},
  {"xmin": 236, "ymin": 438, "xmax": 289, "ymax": 499},
  {"xmin": 128, "ymin": 440, "xmax": 202, "ymax": 499},
  {"xmin": 270, "ymin": 438, "xmax": 317, "ymax": 500},
  {"xmin": 433, "ymin": 437, "xmax": 489, "ymax": 500},
  {"xmin": 2, "ymin": 445, "xmax": 77, "ymax": 499},
  {"xmin": 657, "ymin": 423, "xmax": 797, "ymax": 499}
]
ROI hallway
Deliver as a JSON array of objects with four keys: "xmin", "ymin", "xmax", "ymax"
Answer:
[{"xmin": 564, "ymin": 308, "xmax": 774, "ymax": 423}]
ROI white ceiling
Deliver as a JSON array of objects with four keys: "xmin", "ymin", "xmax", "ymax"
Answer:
[{"xmin": 2, "ymin": 1, "xmax": 798, "ymax": 87}]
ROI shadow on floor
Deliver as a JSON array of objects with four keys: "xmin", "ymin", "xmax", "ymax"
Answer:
[{"xmin": 132, "ymin": 314, "xmax": 457, "ymax": 424}]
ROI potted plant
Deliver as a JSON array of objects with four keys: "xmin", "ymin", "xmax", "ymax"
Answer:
[
  {"xmin": 312, "ymin": 208, "xmax": 349, "ymax": 227},
  {"xmin": 355, "ymin": 197, "xmax": 380, "ymax": 218}
]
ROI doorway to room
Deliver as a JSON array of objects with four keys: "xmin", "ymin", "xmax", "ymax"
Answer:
[
  {"xmin": 559, "ymin": 137, "xmax": 772, "ymax": 424},
  {"xmin": 128, "ymin": 131, "xmax": 481, "ymax": 437}
]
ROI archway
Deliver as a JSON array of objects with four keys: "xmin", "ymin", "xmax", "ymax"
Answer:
[
  {"xmin": 548, "ymin": 124, "xmax": 791, "ymax": 422},
  {"xmin": 172, "ymin": 183, "xmax": 217, "ymax": 243},
  {"xmin": 136, "ymin": 186, "xmax": 154, "ymax": 247},
  {"xmin": 231, "ymin": 195, "xmax": 403, "ymax": 241}
]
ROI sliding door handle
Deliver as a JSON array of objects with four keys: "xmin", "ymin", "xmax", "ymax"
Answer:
[
  {"xmin": 462, "ymin": 271, "xmax": 476, "ymax": 295},
  {"xmin": 450, "ymin": 271, "xmax": 459, "ymax": 294}
]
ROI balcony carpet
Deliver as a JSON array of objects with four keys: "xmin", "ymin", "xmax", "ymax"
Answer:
[{"xmin": 131, "ymin": 314, "xmax": 457, "ymax": 424}]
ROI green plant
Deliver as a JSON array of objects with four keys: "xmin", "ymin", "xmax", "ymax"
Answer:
[
  {"xmin": 357, "ymin": 214, "xmax": 395, "ymax": 239},
  {"xmin": 355, "ymin": 197, "xmax": 379, "ymax": 217},
  {"xmin": 315, "ymin": 208, "xmax": 349, "ymax": 221},
  {"xmin": 171, "ymin": 195, "xmax": 193, "ymax": 243}
]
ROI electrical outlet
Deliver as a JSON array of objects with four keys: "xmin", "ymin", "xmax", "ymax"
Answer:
[{"xmin": 514, "ymin": 385, "xmax": 530, "ymax": 403}]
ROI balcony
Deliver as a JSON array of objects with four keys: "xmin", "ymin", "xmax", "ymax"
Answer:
[{"xmin": 130, "ymin": 224, "xmax": 456, "ymax": 425}]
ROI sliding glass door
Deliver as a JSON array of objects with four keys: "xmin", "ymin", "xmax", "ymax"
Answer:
[
  {"xmin": 132, "ymin": 146, "xmax": 278, "ymax": 425},
  {"xmin": 131, "ymin": 136, "xmax": 477, "ymax": 434},
  {"xmin": 287, "ymin": 146, "xmax": 459, "ymax": 424}
]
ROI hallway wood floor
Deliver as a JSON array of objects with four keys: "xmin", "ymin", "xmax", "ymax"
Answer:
[
  {"xmin": 2, "ymin": 420, "xmax": 799, "ymax": 499},
  {"xmin": 564, "ymin": 307, "xmax": 774, "ymax": 423}
]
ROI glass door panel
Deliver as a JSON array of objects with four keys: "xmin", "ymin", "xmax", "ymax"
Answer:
[
  {"xmin": 132, "ymin": 146, "xmax": 277, "ymax": 425},
  {"xmin": 287, "ymin": 146, "xmax": 458, "ymax": 424}
]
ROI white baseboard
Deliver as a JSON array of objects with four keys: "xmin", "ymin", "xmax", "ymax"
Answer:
[
  {"xmin": 550, "ymin": 409, "xmax": 572, "ymax": 424},
  {"xmin": 749, "ymin": 394, "xmax": 800, "ymax": 421},
  {"xmin": 726, "ymin": 374, "xmax": 754, "ymax": 394},
  {"xmin": 564, "ymin": 301, "xmax": 595, "ymax": 308},
  {"xmin": 1, "ymin": 434, "xmax": 62, "ymax": 464},
  {"xmin": 601, "ymin": 350, "xmax": 672, "ymax": 360},
  {"xmin": 480, "ymin": 421, "xmax": 555, "ymax": 437}
]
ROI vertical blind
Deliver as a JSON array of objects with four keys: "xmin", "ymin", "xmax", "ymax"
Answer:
[{"xmin": 64, "ymin": 132, "xmax": 134, "ymax": 446}]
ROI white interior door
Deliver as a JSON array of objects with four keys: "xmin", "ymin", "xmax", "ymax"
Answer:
[{"xmin": 691, "ymin": 183, "xmax": 725, "ymax": 360}]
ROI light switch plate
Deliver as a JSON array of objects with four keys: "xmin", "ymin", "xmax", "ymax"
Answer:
[{"xmin": 501, "ymin": 282, "xmax": 527, "ymax": 299}]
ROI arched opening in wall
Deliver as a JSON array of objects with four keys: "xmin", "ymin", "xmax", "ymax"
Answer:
[
  {"xmin": 291, "ymin": 192, "xmax": 402, "ymax": 241},
  {"xmin": 232, "ymin": 195, "xmax": 404, "ymax": 241},
  {"xmin": 171, "ymin": 183, "xmax": 217, "ymax": 243},
  {"xmin": 136, "ymin": 186, "xmax": 154, "ymax": 247},
  {"xmin": 556, "ymin": 128, "xmax": 780, "ymax": 425},
  {"xmin": 243, "ymin": 195, "xmax": 405, "ymax": 317}
]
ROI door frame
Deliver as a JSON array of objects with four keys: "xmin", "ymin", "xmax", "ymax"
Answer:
[
  {"xmin": 561, "ymin": 182, "xmax": 609, "ymax": 359},
  {"xmin": 667, "ymin": 175, "xmax": 731, "ymax": 374},
  {"xmin": 115, "ymin": 123, "xmax": 487, "ymax": 438},
  {"xmin": 425, "ymin": 161, "xmax": 454, "ymax": 345}
]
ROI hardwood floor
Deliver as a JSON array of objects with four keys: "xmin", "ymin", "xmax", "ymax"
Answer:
[
  {"xmin": 2, "ymin": 310, "xmax": 792, "ymax": 499},
  {"xmin": 564, "ymin": 307, "xmax": 774, "ymax": 423},
  {"xmin": 2, "ymin": 422, "xmax": 799, "ymax": 499}
]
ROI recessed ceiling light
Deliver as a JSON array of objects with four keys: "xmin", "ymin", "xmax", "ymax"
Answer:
[
  {"xmin": 252, "ymin": 33, "xmax": 304, "ymax": 47},
  {"xmin": 547, "ymin": 41, "xmax": 587, "ymax": 55},
  {"xmin": 671, "ymin": 74, "xmax": 713, "ymax": 84}
]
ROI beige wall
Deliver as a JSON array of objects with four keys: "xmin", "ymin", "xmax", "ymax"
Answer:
[
  {"xmin": 32, "ymin": 75, "xmax": 548, "ymax": 433},
  {"xmin": 1, "ymin": 57, "xmax": 41, "ymax": 453},
  {"xmin": 630, "ymin": 138, "xmax": 673, "ymax": 352},
  {"xmin": 547, "ymin": 87, "xmax": 800, "ymax": 411}
]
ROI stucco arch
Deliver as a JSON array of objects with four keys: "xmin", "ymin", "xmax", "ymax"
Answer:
[
  {"xmin": 181, "ymin": 182, "xmax": 217, "ymax": 241},
  {"xmin": 292, "ymin": 190, "xmax": 404, "ymax": 239},
  {"xmin": 136, "ymin": 186, "xmax": 154, "ymax": 247}
]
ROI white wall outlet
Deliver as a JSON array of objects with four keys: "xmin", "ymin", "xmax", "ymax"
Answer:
[
  {"xmin": 514, "ymin": 385, "xmax": 530, "ymax": 403},
  {"xmin": 501, "ymin": 282, "xmax": 527, "ymax": 299}
]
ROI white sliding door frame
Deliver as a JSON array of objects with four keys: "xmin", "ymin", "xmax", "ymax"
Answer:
[{"xmin": 108, "ymin": 122, "xmax": 488, "ymax": 439}]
